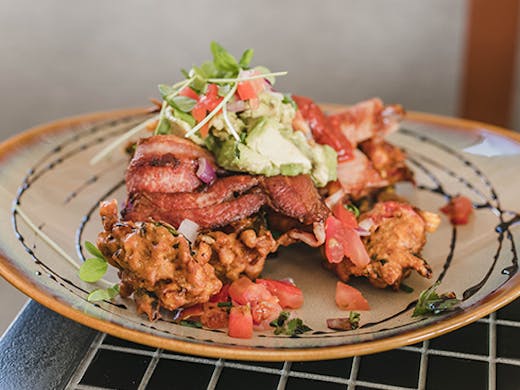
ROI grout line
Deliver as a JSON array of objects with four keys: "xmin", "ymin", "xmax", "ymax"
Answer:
[
  {"xmin": 65, "ymin": 333, "xmax": 106, "ymax": 389},
  {"xmin": 478, "ymin": 317, "xmax": 520, "ymax": 328},
  {"xmin": 347, "ymin": 356, "xmax": 360, "ymax": 390},
  {"xmin": 222, "ymin": 361, "xmax": 282, "ymax": 375},
  {"xmin": 488, "ymin": 312, "xmax": 497, "ymax": 390},
  {"xmin": 288, "ymin": 370, "xmax": 347, "ymax": 384},
  {"xmin": 206, "ymin": 359, "xmax": 224, "ymax": 390},
  {"xmin": 75, "ymin": 385, "xmax": 115, "ymax": 390},
  {"xmin": 276, "ymin": 362, "xmax": 292, "ymax": 390},
  {"xmin": 98, "ymin": 344, "xmax": 157, "ymax": 357},
  {"xmin": 159, "ymin": 352, "xmax": 217, "ymax": 365},
  {"xmin": 400, "ymin": 345, "xmax": 520, "ymax": 364},
  {"xmin": 496, "ymin": 357, "xmax": 520, "ymax": 367},
  {"xmin": 137, "ymin": 348, "xmax": 162, "ymax": 390},
  {"xmin": 417, "ymin": 340, "xmax": 430, "ymax": 390},
  {"xmin": 352, "ymin": 380, "xmax": 416, "ymax": 390}
]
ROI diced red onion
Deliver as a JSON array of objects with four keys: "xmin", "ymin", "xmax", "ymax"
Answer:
[
  {"xmin": 280, "ymin": 277, "xmax": 296, "ymax": 286},
  {"xmin": 326, "ymin": 317, "xmax": 355, "ymax": 331},
  {"xmin": 196, "ymin": 157, "xmax": 216, "ymax": 184},
  {"xmin": 178, "ymin": 219, "xmax": 199, "ymax": 243},
  {"xmin": 324, "ymin": 189, "xmax": 345, "ymax": 209},
  {"xmin": 354, "ymin": 227, "xmax": 370, "ymax": 237},
  {"xmin": 358, "ymin": 218, "xmax": 374, "ymax": 232},
  {"xmin": 226, "ymin": 100, "xmax": 247, "ymax": 113}
]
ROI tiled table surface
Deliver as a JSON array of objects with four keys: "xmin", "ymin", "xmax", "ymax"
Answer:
[{"xmin": 1, "ymin": 299, "xmax": 519, "ymax": 390}]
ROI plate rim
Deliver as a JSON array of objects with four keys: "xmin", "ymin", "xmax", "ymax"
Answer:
[{"xmin": 0, "ymin": 107, "xmax": 519, "ymax": 361}]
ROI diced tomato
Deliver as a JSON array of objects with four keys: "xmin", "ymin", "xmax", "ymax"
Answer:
[
  {"xmin": 251, "ymin": 295, "xmax": 283, "ymax": 330},
  {"xmin": 178, "ymin": 303, "xmax": 204, "ymax": 320},
  {"xmin": 325, "ymin": 215, "xmax": 370, "ymax": 267},
  {"xmin": 228, "ymin": 305, "xmax": 253, "ymax": 339},
  {"xmin": 179, "ymin": 86, "xmax": 199, "ymax": 101},
  {"xmin": 256, "ymin": 279, "xmax": 304, "ymax": 309},
  {"xmin": 236, "ymin": 70, "xmax": 265, "ymax": 101},
  {"xmin": 292, "ymin": 95, "xmax": 354, "ymax": 162},
  {"xmin": 341, "ymin": 227, "xmax": 370, "ymax": 267},
  {"xmin": 332, "ymin": 203, "xmax": 358, "ymax": 228},
  {"xmin": 191, "ymin": 104, "xmax": 209, "ymax": 137},
  {"xmin": 210, "ymin": 283, "xmax": 230, "ymax": 303},
  {"xmin": 335, "ymin": 281, "xmax": 370, "ymax": 311},
  {"xmin": 440, "ymin": 195, "xmax": 473, "ymax": 225},
  {"xmin": 229, "ymin": 277, "xmax": 272, "ymax": 306},
  {"xmin": 200, "ymin": 84, "xmax": 223, "ymax": 111},
  {"xmin": 325, "ymin": 216, "xmax": 346, "ymax": 263}
]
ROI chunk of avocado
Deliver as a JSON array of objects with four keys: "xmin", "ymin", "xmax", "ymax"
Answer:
[{"xmin": 245, "ymin": 118, "xmax": 312, "ymax": 172}]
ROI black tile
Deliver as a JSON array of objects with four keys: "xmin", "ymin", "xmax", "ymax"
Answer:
[
  {"xmin": 215, "ymin": 368, "xmax": 279, "ymax": 390},
  {"xmin": 225, "ymin": 359, "xmax": 283, "ymax": 369},
  {"xmin": 497, "ymin": 363, "xmax": 520, "ymax": 390},
  {"xmin": 430, "ymin": 322, "xmax": 488, "ymax": 355},
  {"xmin": 286, "ymin": 376, "xmax": 345, "ymax": 389},
  {"xmin": 291, "ymin": 358, "xmax": 352, "ymax": 378},
  {"xmin": 103, "ymin": 335, "xmax": 157, "ymax": 352},
  {"xmin": 497, "ymin": 325, "xmax": 520, "ymax": 359},
  {"xmin": 427, "ymin": 355, "xmax": 487, "ymax": 390},
  {"xmin": 497, "ymin": 298, "xmax": 520, "ymax": 322},
  {"xmin": 80, "ymin": 349, "xmax": 151, "ymax": 389},
  {"xmin": 147, "ymin": 359, "xmax": 214, "ymax": 389},
  {"xmin": 357, "ymin": 350, "xmax": 419, "ymax": 388}
]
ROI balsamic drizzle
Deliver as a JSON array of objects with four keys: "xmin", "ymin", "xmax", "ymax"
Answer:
[{"xmin": 9, "ymin": 119, "xmax": 519, "ymax": 340}]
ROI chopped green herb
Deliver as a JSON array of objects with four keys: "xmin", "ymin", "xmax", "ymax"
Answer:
[
  {"xmin": 345, "ymin": 204, "xmax": 360, "ymax": 218},
  {"xmin": 400, "ymin": 283, "xmax": 414, "ymax": 293},
  {"xmin": 282, "ymin": 93, "xmax": 297, "ymax": 109},
  {"xmin": 180, "ymin": 319, "xmax": 203, "ymax": 328},
  {"xmin": 270, "ymin": 311, "xmax": 312, "ymax": 336},
  {"xmin": 217, "ymin": 301, "xmax": 232, "ymax": 308},
  {"xmin": 326, "ymin": 312, "xmax": 361, "ymax": 331},
  {"xmin": 79, "ymin": 241, "xmax": 108, "ymax": 283},
  {"xmin": 412, "ymin": 281, "xmax": 460, "ymax": 317},
  {"xmin": 379, "ymin": 259, "xmax": 388, "ymax": 265},
  {"xmin": 87, "ymin": 284, "xmax": 119, "ymax": 302},
  {"xmin": 349, "ymin": 311, "xmax": 361, "ymax": 329},
  {"xmin": 153, "ymin": 221, "xmax": 178, "ymax": 236},
  {"xmin": 270, "ymin": 311, "xmax": 290, "ymax": 328}
]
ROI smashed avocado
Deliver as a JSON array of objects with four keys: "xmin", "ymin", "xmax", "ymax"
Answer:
[{"xmin": 205, "ymin": 92, "xmax": 337, "ymax": 187}]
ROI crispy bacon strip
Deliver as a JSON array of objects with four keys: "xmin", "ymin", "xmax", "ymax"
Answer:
[{"xmin": 126, "ymin": 135, "xmax": 217, "ymax": 193}]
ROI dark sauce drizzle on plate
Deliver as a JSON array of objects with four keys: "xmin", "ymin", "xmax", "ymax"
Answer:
[{"xmin": 10, "ymin": 119, "xmax": 519, "ymax": 340}]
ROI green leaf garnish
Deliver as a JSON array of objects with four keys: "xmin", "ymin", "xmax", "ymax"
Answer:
[
  {"xmin": 270, "ymin": 311, "xmax": 312, "ymax": 336},
  {"xmin": 85, "ymin": 241, "xmax": 104, "ymax": 259},
  {"xmin": 154, "ymin": 116, "xmax": 171, "ymax": 135},
  {"xmin": 79, "ymin": 257, "xmax": 108, "ymax": 283},
  {"xmin": 239, "ymin": 48, "xmax": 254, "ymax": 68},
  {"xmin": 412, "ymin": 281, "xmax": 460, "ymax": 317},
  {"xmin": 210, "ymin": 41, "xmax": 240, "ymax": 75},
  {"xmin": 87, "ymin": 284, "xmax": 119, "ymax": 302},
  {"xmin": 79, "ymin": 241, "xmax": 108, "ymax": 283},
  {"xmin": 167, "ymin": 95, "xmax": 197, "ymax": 113}
]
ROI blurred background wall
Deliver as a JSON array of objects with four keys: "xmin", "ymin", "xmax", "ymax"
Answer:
[{"xmin": 0, "ymin": 0, "xmax": 518, "ymax": 332}]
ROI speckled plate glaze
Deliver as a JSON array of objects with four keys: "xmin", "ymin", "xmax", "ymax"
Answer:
[{"xmin": 0, "ymin": 107, "xmax": 519, "ymax": 361}]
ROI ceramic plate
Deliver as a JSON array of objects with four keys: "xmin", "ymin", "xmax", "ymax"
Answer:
[{"xmin": 0, "ymin": 107, "xmax": 519, "ymax": 361}]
